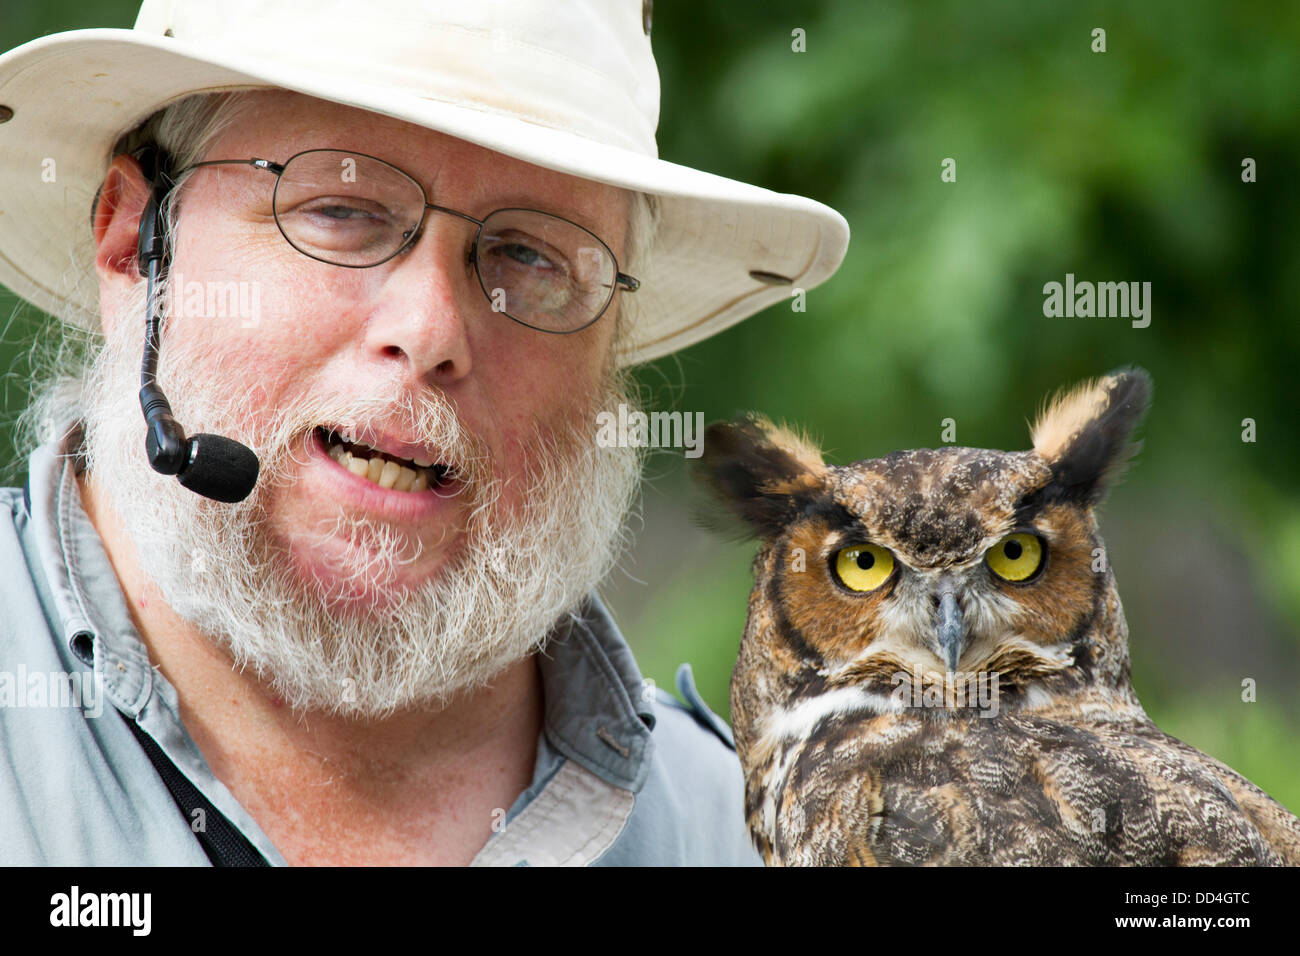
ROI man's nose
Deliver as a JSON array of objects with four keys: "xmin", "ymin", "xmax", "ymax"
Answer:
[{"xmin": 361, "ymin": 222, "xmax": 475, "ymax": 385}]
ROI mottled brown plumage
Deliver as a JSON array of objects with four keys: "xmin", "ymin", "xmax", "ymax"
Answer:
[{"xmin": 700, "ymin": 369, "xmax": 1300, "ymax": 866}]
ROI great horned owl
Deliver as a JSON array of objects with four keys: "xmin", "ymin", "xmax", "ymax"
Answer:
[{"xmin": 699, "ymin": 369, "xmax": 1300, "ymax": 866}]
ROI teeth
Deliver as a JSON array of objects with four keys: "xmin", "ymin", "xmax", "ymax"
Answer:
[{"xmin": 324, "ymin": 427, "xmax": 445, "ymax": 493}]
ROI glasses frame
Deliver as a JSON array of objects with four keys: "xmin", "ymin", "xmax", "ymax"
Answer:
[{"xmin": 175, "ymin": 148, "xmax": 640, "ymax": 335}]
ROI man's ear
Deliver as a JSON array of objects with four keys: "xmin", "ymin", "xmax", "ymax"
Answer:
[
  {"xmin": 694, "ymin": 414, "xmax": 828, "ymax": 539},
  {"xmin": 92, "ymin": 154, "xmax": 154, "ymax": 332},
  {"xmin": 1029, "ymin": 367, "xmax": 1152, "ymax": 506}
]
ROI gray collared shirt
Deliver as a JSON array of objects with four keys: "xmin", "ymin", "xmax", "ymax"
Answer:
[{"xmin": 0, "ymin": 424, "xmax": 761, "ymax": 866}]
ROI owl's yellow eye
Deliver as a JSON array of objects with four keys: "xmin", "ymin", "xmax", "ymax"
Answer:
[
  {"xmin": 986, "ymin": 533, "xmax": 1045, "ymax": 582},
  {"xmin": 833, "ymin": 544, "xmax": 895, "ymax": 592}
]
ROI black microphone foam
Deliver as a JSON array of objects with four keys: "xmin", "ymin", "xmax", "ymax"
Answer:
[{"xmin": 177, "ymin": 433, "xmax": 261, "ymax": 503}]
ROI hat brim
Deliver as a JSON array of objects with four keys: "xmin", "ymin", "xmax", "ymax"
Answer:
[{"xmin": 0, "ymin": 29, "xmax": 848, "ymax": 366}]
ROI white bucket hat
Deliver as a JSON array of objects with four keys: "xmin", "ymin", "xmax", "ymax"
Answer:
[{"xmin": 0, "ymin": 0, "xmax": 848, "ymax": 366}]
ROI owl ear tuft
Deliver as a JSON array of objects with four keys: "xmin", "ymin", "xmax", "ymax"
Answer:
[
  {"xmin": 694, "ymin": 414, "xmax": 828, "ymax": 539},
  {"xmin": 1030, "ymin": 367, "xmax": 1152, "ymax": 505}
]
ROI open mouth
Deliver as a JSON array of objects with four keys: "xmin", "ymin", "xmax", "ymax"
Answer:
[{"xmin": 313, "ymin": 426, "xmax": 455, "ymax": 493}]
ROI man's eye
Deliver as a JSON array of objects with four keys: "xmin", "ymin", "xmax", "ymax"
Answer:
[
  {"xmin": 315, "ymin": 204, "xmax": 378, "ymax": 221},
  {"xmin": 487, "ymin": 240, "xmax": 559, "ymax": 272},
  {"xmin": 480, "ymin": 229, "xmax": 571, "ymax": 273},
  {"xmin": 504, "ymin": 243, "xmax": 551, "ymax": 268},
  {"xmin": 277, "ymin": 197, "xmax": 404, "ymax": 258},
  {"xmin": 286, "ymin": 197, "xmax": 394, "ymax": 225}
]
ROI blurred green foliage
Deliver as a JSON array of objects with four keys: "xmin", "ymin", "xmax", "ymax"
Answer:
[{"xmin": 1, "ymin": 2, "xmax": 1296, "ymax": 812}]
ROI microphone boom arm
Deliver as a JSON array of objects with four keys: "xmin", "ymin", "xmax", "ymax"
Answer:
[{"xmin": 134, "ymin": 153, "xmax": 260, "ymax": 503}]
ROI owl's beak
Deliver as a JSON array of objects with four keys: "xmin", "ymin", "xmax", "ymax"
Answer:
[{"xmin": 936, "ymin": 588, "xmax": 966, "ymax": 674}]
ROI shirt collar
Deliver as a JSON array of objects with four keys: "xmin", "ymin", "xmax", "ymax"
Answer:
[
  {"xmin": 535, "ymin": 592, "xmax": 657, "ymax": 792},
  {"xmin": 23, "ymin": 420, "xmax": 657, "ymax": 791}
]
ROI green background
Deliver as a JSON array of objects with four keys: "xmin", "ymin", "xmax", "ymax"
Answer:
[{"xmin": 2, "ymin": 1, "xmax": 1297, "ymax": 813}]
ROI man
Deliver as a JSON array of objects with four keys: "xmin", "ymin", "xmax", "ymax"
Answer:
[{"xmin": 0, "ymin": 1, "xmax": 847, "ymax": 864}]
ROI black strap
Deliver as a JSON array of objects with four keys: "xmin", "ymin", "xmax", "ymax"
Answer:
[{"xmin": 122, "ymin": 712, "xmax": 270, "ymax": 867}]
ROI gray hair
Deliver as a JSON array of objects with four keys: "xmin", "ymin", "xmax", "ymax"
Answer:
[{"xmin": 17, "ymin": 90, "xmax": 658, "ymax": 457}]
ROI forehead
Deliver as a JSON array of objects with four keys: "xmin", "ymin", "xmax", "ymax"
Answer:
[
  {"xmin": 830, "ymin": 448, "xmax": 1052, "ymax": 563},
  {"xmin": 200, "ymin": 90, "xmax": 629, "ymax": 241}
]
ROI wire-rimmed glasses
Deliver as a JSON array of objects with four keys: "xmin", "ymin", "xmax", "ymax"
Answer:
[{"xmin": 178, "ymin": 148, "xmax": 639, "ymax": 334}]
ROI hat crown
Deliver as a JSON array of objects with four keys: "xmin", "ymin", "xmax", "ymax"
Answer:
[{"xmin": 133, "ymin": 0, "xmax": 661, "ymax": 156}]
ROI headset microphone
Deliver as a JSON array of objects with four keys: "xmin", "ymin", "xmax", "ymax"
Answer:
[{"xmin": 135, "ymin": 148, "xmax": 260, "ymax": 503}]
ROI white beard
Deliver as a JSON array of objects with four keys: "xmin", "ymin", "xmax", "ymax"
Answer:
[{"xmin": 78, "ymin": 281, "xmax": 642, "ymax": 719}]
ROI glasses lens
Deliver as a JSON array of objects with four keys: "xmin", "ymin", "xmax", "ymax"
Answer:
[
  {"xmin": 273, "ymin": 150, "xmax": 425, "ymax": 266},
  {"xmin": 476, "ymin": 209, "xmax": 617, "ymax": 332}
]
